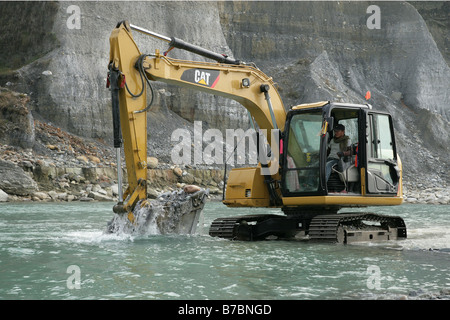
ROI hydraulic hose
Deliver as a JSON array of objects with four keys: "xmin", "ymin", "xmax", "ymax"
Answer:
[{"xmin": 125, "ymin": 54, "xmax": 155, "ymax": 114}]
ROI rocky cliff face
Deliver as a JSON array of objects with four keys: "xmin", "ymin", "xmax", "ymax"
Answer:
[
  {"xmin": 0, "ymin": 1, "xmax": 449, "ymax": 186},
  {"xmin": 222, "ymin": 1, "xmax": 450, "ymax": 119}
]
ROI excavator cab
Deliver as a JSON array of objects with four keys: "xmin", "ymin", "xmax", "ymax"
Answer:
[{"xmin": 281, "ymin": 101, "xmax": 401, "ymax": 198}]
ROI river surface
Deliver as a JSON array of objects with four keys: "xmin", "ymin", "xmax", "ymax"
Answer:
[{"xmin": 0, "ymin": 201, "xmax": 448, "ymax": 300}]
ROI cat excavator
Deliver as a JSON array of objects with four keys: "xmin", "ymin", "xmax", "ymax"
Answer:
[{"xmin": 107, "ymin": 21, "xmax": 407, "ymax": 243}]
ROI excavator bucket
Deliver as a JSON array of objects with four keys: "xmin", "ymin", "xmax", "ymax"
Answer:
[{"xmin": 106, "ymin": 187, "xmax": 209, "ymax": 236}]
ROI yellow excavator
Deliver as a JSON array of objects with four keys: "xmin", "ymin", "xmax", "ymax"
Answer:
[{"xmin": 107, "ymin": 21, "xmax": 406, "ymax": 243}]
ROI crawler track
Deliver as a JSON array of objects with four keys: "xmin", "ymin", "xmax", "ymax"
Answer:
[
  {"xmin": 308, "ymin": 212, "xmax": 407, "ymax": 243},
  {"xmin": 209, "ymin": 212, "xmax": 407, "ymax": 243},
  {"xmin": 209, "ymin": 214, "xmax": 299, "ymax": 241}
]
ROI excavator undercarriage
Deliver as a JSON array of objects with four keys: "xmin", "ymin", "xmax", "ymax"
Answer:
[{"xmin": 209, "ymin": 210, "xmax": 407, "ymax": 243}]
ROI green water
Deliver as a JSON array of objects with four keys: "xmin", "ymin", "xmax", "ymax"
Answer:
[{"xmin": 0, "ymin": 201, "xmax": 448, "ymax": 300}]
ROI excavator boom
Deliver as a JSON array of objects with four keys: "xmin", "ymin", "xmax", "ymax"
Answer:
[{"xmin": 142, "ymin": 54, "xmax": 286, "ymax": 133}]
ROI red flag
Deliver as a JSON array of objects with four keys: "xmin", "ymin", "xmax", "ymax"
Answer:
[{"xmin": 365, "ymin": 91, "xmax": 371, "ymax": 100}]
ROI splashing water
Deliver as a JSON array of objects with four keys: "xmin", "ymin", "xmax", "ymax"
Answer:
[{"xmin": 105, "ymin": 186, "xmax": 209, "ymax": 236}]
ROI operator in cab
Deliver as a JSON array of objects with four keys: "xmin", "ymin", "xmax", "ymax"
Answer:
[{"xmin": 326, "ymin": 124, "xmax": 351, "ymax": 181}]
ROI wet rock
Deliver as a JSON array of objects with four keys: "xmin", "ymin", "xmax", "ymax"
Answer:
[
  {"xmin": 0, "ymin": 189, "xmax": 9, "ymax": 202},
  {"xmin": 88, "ymin": 191, "xmax": 113, "ymax": 201},
  {"xmin": 47, "ymin": 190, "xmax": 58, "ymax": 200},
  {"xmin": 56, "ymin": 192, "xmax": 68, "ymax": 201},
  {"xmin": 96, "ymin": 188, "xmax": 107, "ymax": 196},
  {"xmin": 0, "ymin": 159, "xmax": 38, "ymax": 196},
  {"xmin": 79, "ymin": 196, "xmax": 94, "ymax": 202},
  {"xmin": 91, "ymin": 184, "xmax": 102, "ymax": 193},
  {"xmin": 33, "ymin": 191, "xmax": 50, "ymax": 201},
  {"xmin": 110, "ymin": 184, "xmax": 120, "ymax": 196}
]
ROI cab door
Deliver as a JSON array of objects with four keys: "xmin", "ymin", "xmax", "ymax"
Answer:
[
  {"xmin": 365, "ymin": 112, "xmax": 400, "ymax": 194},
  {"xmin": 281, "ymin": 109, "xmax": 326, "ymax": 196}
]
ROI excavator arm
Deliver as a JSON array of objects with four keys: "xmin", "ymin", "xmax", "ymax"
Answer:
[
  {"xmin": 108, "ymin": 22, "xmax": 149, "ymax": 215},
  {"xmin": 108, "ymin": 21, "xmax": 286, "ymax": 213}
]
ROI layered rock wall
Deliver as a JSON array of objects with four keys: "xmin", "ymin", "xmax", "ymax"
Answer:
[{"xmin": 0, "ymin": 1, "xmax": 449, "ymax": 189}]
